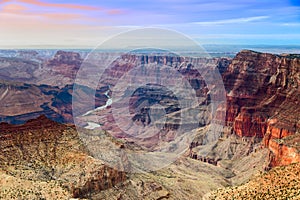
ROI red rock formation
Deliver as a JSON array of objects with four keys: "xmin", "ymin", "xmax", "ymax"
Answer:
[
  {"xmin": 267, "ymin": 138, "xmax": 300, "ymax": 166},
  {"xmin": 223, "ymin": 50, "xmax": 300, "ymax": 167},
  {"xmin": 233, "ymin": 108, "xmax": 267, "ymax": 138},
  {"xmin": 263, "ymin": 119, "xmax": 300, "ymax": 166}
]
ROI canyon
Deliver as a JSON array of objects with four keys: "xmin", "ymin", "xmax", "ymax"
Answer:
[{"xmin": 0, "ymin": 49, "xmax": 299, "ymax": 199}]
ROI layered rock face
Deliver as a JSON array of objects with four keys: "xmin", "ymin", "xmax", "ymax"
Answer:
[
  {"xmin": 264, "ymin": 120, "xmax": 300, "ymax": 166},
  {"xmin": 129, "ymin": 84, "xmax": 181, "ymax": 129},
  {"xmin": 0, "ymin": 50, "xmax": 83, "ymax": 87},
  {"xmin": 81, "ymin": 54, "xmax": 229, "ymax": 150},
  {"xmin": 46, "ymin": 50, "xmax": 82, "ymax": 78},
  {"xmin": 101, "ymin": 54, "xmax": 229, "ymax": 91},
  {"xmin": 0, "ymin": 81, "xmax": 107, "ymax": 124},
  {"xmin": 0, "ymin": 116, "xmax": 126, "ymax": 199},
  {"xmin": 0, "ymin": 57, "xmax": 39, "ymax": 82},
  {"xmin": 223, "ymin": 50, "xmax": 300, "ymax": 167}
]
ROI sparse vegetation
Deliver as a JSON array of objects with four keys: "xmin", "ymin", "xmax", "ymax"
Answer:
[{"xmin": 208, "ymin": 163, "xmax": 300, "ymax": 200}]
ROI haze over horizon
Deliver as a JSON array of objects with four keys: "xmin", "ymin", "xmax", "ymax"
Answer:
[{"xmin": 0, "ymin": 0, "xmax": 300, "ymax": 48}]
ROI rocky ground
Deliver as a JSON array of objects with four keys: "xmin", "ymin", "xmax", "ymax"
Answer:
[
  {"xmin": 0, "ymin": 116, "xmax": 126, "ymax": 199},
  {"xmin": 206, "ymin": 163, "xmax": 300, "ymax": 200}
]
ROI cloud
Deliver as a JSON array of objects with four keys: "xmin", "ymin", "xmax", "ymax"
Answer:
[
  {"xmin": 0, "ymin": 0, "xmax": 125, "ymax": 24},
  {"xmin": 1, "ymin": 3, "xmax": 27, "ymax": 13},
  {"xmin": 107, "ymin": 9, "xmax": 125, "ymax": 15},
  {"xmin": 0, "ymin": 3, "xmax": 86, "ymax": 21},
  {"xmin": 192, "ymin": 16, "xmax": 270, "ymax": 25},
  {"xmin": 0, "ymin": 0, "xmax": 128, "ymax": 49},
  {"xmin": 41, "ymin": 13, "xmax": 84, "ymax": 20},
  {"xmin": 0, "ymin": 0, "xmax": 101, "ymax": 11},
  {"xmin": 281, "ymin": 23, "xmax": 300, "ymax": 26}
]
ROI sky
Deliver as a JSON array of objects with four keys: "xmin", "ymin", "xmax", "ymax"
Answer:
[{"xmin": 0, "ymin": 0, "xmax": 300, "ymax": 48}]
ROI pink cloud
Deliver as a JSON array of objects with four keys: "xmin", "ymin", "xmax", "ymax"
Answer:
[
  {"xmin": 1, "ymin": 0, "xmax": 101, "ymax": 11},
  {"xmin": 0, "ymin": 3, "xmax": 86, "ymax": 21},
  {"xmin": 1, "ymin": 3, "xmax": 27, "ymax": 13},
  {"xmin": 107, "ymin": 9, "xmax": 125, "ymax": 15},
  {"xmin": 0, "ymin": 0, "xmax": 126, "ymax": 22},
  {"xmin": 0, "ymin": 0, "xmax": 125, "ymax": 28},
  {"xmin": 0, "ymin": 0, "xmax": 10, "ymax": 3}
]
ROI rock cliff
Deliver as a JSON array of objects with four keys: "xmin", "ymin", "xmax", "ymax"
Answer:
[{"xmin": 223, "ymin": 50, "xmax": 300, "ymax": 167}]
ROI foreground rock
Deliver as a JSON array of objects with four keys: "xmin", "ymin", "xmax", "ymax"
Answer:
[{"xmin": 0, "ymin": 116, "xmax": 126, "ymax": 199}]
